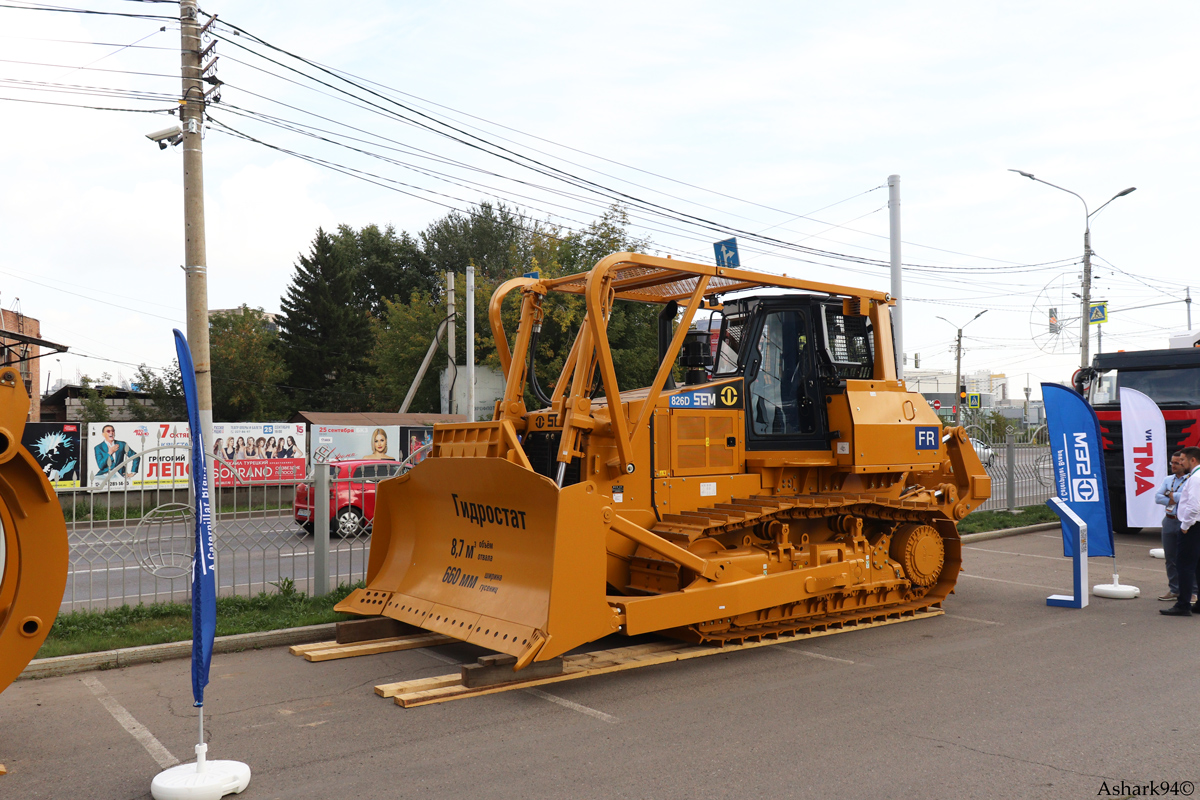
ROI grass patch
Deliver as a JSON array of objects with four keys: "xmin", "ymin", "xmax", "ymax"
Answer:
[
  {"xmin": 36, "ymin": 579, "xmax": 362, "ymax": 659},
  {"xmin": 958, "ymin": 504, "xmax": 1059, "ymax": 535}
]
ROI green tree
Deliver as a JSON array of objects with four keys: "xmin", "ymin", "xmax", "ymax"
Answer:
[
  {"xmin": 278, "ymin": 229, "xmax": 372, "ymax": 411},
  {"xmin": 128, "ymin": 363, "xmax": 186, "ymax": 421},
  {"xmin": 210, "ymin": 306, "xmax": 290, "ymax": 421},
  {"xmin": 370, "ymin": 293, "xmax": 449, "ymax": 413},
  {"xmin": 78, "ymin": 374, "xmax": 114, "ymax": 424},
  {"xmin": 332, "ymin": 223, "xmax": 438, "ymax": 319}
]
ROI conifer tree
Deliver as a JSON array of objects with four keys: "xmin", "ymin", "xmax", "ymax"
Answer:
[{"xmin": 278, "ymin": 229, "xmax": 371, "ymax": 411}]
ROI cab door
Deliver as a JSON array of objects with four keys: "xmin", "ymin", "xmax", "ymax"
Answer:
[{"xmin": 743, "ymin": 304, "xmax": 827, "ymax": 451}]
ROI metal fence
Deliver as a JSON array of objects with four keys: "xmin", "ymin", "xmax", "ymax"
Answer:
[
  {"xmin": 966, "ymin": 425, "xmax": 1055, "ymax": 513},
  {"xmin": 61, "ymin": 447, "xmax": 374, "ymax": 612}
]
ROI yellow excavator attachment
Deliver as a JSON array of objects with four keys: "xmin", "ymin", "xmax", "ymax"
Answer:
[
  {"xmin": 336, "ymin": 456, "xmax": 620, "ymax": 666},
  {"xmin": 0, "ymin": 368, "xmax": 69, "ymax": 695}
]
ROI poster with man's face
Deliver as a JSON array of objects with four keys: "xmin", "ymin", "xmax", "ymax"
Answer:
[
  {"xmin": 22, "ymin": 422, "xmax": 81, "ymax": 489},
  {"xmin": 86, "ymin": 422, "xmax": 191, "ymax": 488},
  {"xmin": 310, "ymin": 425, "xmax": 403, "ymax": 464}
]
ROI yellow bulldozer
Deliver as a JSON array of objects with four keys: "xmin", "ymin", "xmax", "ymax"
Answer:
[
  {"xmin": 0, "ymin": 368, "xmax": 69, "ymax": 695},
  {"xmin": 337, "ymin": 252, "xmax": 990, "ymax": 669}
]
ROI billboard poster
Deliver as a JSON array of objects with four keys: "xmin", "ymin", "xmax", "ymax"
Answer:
[
  {"xmin": 402, "ymin": 426, "xmax": 433, "ymax": 465},
  {"xmin": 311, "ymin": 425, "xmax": 403, "ymax": 463},
  {"xmin": 87, "ymin": 422, "xmax": 192, "ymax": 489},
  {"xmin": 211, "ymin": 423, "xmax": 307, "ymax": 486},
  {"xmin": 22, "ymin": 422, "xmax": 82, "ymax": 489}
]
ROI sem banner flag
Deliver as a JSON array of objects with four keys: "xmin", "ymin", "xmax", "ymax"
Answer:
[
  {"xmin": 173, "ymin": 330, "xmax": 215, "ymax": 708},
  {"xmin": 1119, "ymin": 387, "xmax": 1167, "ymax": 528},
  {"xmin": 1042, "ymin": 383, "xmax": 1115, "ymax": 558}
]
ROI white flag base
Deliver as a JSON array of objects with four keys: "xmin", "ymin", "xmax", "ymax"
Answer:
[
  {"xmin": 1093, "ymin": 574, "xmax": 1140, "ymax": 600},
  {"xmin": 151, "ymin": 744, "xmax": 250, "ymax": 800},
  {"xmin": 1149, "ymin": 548, "xmax": 1165, "ymax": 559}
]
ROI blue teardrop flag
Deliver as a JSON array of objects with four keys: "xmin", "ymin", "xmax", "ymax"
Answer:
[
  {"xmin": 174, "ymin": 330, "xmax": 216, "ymax": 707},
  {"xmin": 1042, "ymin": 382, "xmax": 1115, "ymax": 558}
]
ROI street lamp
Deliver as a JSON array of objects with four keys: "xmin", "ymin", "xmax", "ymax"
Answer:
[
  {"xmin": 937, "ymin": 310, "xmax": 987, "ymax": 428},
  {"xmin": 1009, "ymin": 170, "xmax": 1135, "ymax": 371}
]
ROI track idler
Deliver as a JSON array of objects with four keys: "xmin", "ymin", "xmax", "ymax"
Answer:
[{"xmin": 0, "ymin": 368, "xmax": 69, "ymax": 695}]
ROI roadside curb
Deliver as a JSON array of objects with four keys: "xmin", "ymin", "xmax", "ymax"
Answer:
[
  {"xmin": 18, "ymin": 622, "xmax": 338, "ymax": 681},
  {"xmin": 961, "ymin": 521, "xmax": 1059, "ymax": 543},
  {"xmin": 18, "ymin": 523, "xmax": 1060, "ymax": 682}
]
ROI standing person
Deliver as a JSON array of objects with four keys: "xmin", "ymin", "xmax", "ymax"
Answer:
[
  {"xmin": 1155, "ymin": 452, "xmax": 1189, "ymax": 601},
  {"xmin": 1162, "ymin": 446, "xmax": 1200, "ymax": 616}
]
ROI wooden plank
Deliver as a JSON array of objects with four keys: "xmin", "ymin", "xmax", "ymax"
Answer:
[
  {"xmin": 291, "ymin": 633, "xmax": 455, "ymax": 662},
  {"xmin": 390, "ymin": 610, "xmax": 942, "ymax": 708}
]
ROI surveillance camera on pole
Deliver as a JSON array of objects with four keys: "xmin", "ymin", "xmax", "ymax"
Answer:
[{"xmin": 146, "ymin": 125, "xmax": 183, "ymax": 150}]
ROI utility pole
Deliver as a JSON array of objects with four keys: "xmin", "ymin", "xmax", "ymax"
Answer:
[
  {"xmin": 953, "ymin": 328, "xmax": 963, "ymax": 428},
  {"xmin": 466, "ymin": 264, "xmax": 475, "ymax": 422},
  {"xmin": 180, "ymin": 0, "xmax": 213, "ymax": 447},
  {"xmin": 1188, "ymin": 286, "xmax": 1193, "ymax": 330},
  {"xmin": 446, "ymin": 272, "xmax": 455, "ymax": 414},
  {"xmin": 888, "ymin": 175, "xmax": 903, "ymax": 380}
]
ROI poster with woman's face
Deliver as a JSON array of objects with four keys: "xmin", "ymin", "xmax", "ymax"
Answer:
[
  {"xmin": 211, "ymin": 423, "xmax": 307, "ymax": 485},
  {"xmin": 311, "ymin": 425, "xmax": 403, "ymax": 463}
]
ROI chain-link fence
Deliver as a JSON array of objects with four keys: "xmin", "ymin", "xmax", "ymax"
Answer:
[
  {"xmin": 61, "ymin": 446, "xmax": 384, "ymax": 611},
  {"xmin": 965, "ymin": 424, "xmax": 1054, "ymax": 513}
]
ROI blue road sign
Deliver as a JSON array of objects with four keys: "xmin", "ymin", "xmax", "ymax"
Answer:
[
  {"xmin": 523, "ymin": 270, "xmax": 540, "ymax": 279},
  {"xmin": 714, "ymin": 238, "xmax": 740, "ymax": 268},
  {"xmin": 1089, "ymin": 302, "xmax": 1108, "ymax": 324},
  {"xmin": 967, "ymin": 393, "xmax": 981, "ymax": 409}
]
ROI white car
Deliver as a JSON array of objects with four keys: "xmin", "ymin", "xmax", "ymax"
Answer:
[{"xmin": 970, "ymin": 438, "xmax": 995, "ymax": 468}]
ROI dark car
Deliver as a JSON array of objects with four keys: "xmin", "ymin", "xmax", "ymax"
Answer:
[{"xmin": 293, "ymin": 459, "xmax": 405, "ymax": 536}]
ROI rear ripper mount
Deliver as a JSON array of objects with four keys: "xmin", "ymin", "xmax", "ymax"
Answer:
[{"xmin": 336, "ymin": 252, "xmax": 990, "ymax": 670}]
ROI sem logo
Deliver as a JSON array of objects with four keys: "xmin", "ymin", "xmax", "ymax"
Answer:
[
  {"xmin": 915, "ymin": 426, "xmax": 939, "ymax": 451},
  {"xmin": 720, "ymin": 385, "xmax": 738, "ymax": 406},
  {"xmin": 1070, "ymin": 477, "xmax": 1099, "ymax": 503}
]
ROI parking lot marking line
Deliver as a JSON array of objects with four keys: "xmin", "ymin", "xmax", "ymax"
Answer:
[
  {"xmin": 783, "ymin": 648, "xmax": 854, "ymax": 664},
  {"xmin": 957, "ymin": 573, "xmax": 1066, "ymax": 592},
  {"xmin": 82, "ymin": 676, "xmax": 179, "ymax": 769},
  {"xmin": 524, "ymin": 688, "xmax": 618, "ymax": 723},
  {"xmin": 969, "ymin": 545, "xmax": 1163, "ymax": 574},
  {"xmin": 420, "ymin": 649, "xmax": 460, "ymax": 666},
  {"xmin": 942, "ymin": 614, "xmax": 1004, "ymax": 626}
]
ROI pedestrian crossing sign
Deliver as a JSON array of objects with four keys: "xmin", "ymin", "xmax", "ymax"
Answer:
[
  {"xmin": 1089, "ymin": 302, "xmax": 1108, "ymax": 324},
  {"xmin": 967, "ymin": 393, "xmax": 981, "ymax": 409}
]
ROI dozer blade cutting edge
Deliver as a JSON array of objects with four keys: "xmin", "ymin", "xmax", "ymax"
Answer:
[{"xmin": 336, "ymin": 457, "xmax": 621, "ymax": 667}]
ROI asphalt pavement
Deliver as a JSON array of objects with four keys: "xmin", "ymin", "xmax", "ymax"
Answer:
[{"xmin": 1, "ymin": 528, "xmax": 1194, "ymax": 800}]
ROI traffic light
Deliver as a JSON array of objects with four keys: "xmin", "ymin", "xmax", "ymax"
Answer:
[{"xmin": 959, "ymin": 385, "xmax": 967, "ymax": 401}]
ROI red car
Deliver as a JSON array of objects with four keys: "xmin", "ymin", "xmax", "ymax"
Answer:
[{"xmin": 293, "ymin": 459, "xmax": 405, "ymax": 537}]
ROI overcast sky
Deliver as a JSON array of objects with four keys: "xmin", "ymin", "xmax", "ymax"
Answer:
[{"xmin": 1, "ymin": 1, "xmax": 1196, "ymax": 400}]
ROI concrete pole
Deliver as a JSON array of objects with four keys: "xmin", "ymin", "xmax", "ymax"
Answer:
[
  {"xmin": 954, "ymin": 328, "xmax": 963, "ymax": 428},
  {"xmin": 180, "ymin": 0, "xmax": 213, "ymax": 449},
  {"xmin": 1187, "ymin": 286, "xmax": 1192, "ymax": 330},
  {"xmin": 1080, "ymin": 227, "xmax": 1092, "ymax": 371},
  {"xmin": 466, "ymin": 264, "xmax": 475, "ymax": 422},
  {"xmin": 888, "ymin": 174, "xmax": 903, "ymax": 380},
  {"xmin": 446, "ymin": 272, "xmax": 455, "ymax": 414}
]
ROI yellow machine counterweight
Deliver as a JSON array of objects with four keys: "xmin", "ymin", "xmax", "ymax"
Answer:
[
  {"xmin": 337, "ymin": 253, "xmax": 990, "ymax": 668},
  {"xmin": 0, "ymin": 369, "xmax": 69, "ymax": 695}
]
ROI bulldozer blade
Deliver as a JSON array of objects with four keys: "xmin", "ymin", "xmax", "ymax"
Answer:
[{"xmin": 336, "ymin": 458, "xmax": 620, "ymax": 665}]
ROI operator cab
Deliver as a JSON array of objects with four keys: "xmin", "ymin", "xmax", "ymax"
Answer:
[{"xmin": 708, "ymin": 295, "xmax": 876, "ymax": 451}]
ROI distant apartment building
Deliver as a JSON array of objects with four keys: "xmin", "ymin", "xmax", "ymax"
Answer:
[
  {"xmin": 209, "ymin": 307, "xmax": 279, "ymax": 332},
  {"xmin": 0, "ymin": 309, "xmax": 42, "ymax": 420}
]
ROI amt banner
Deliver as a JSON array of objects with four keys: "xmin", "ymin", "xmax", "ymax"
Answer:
[
  {"xmin": 22, "ymin": 422, "xmax": 81, "ymax": 489},
  {"xmin": 1042, "ymin": 383, "xmax": 1115, "ymax": 557},
  {"xmin": 87, "ymin": 422, "xmax": 191, "ymax": 488},
  {"xmin": 211, "ymin": 423, "xmax": 307, "ymax": 486},
  {"xmin": 1119, "ymin": 387, "xmax": 1167, "ymax": 528}
]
